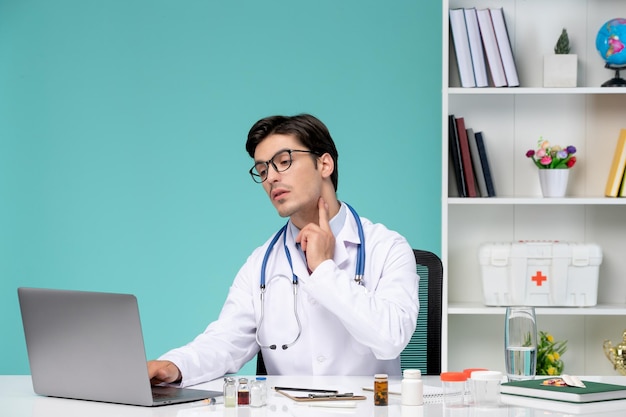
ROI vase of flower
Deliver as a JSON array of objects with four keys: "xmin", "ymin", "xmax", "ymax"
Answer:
[
  {"xmin": 538, "ymin": 169, "xmax": 569, "ymax": 197},
  {"xmin": 526, "ymin": 138, "xmax": 577, "ymax": 198}
]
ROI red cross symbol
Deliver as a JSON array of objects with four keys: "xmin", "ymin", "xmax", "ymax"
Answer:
[{"xmin": 531, "ymin": 271, "xmax": 548, "ymax": 286}]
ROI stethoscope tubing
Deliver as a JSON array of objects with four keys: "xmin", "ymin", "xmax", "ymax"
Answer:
[{"xmin": 256, "ymin": 202, "xmax": 364, "ymax": 351}]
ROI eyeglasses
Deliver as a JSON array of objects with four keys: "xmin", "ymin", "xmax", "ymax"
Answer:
[{"xmin": 249, "ymin": 149, "xmax": 319, "ymax": 183}]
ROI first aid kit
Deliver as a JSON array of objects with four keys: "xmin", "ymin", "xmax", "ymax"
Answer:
[{"xmin": 478, "ymin": 241, "xmax": 602, "ymax": 307}]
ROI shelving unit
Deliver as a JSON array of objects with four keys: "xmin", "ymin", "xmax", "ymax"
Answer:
[{"xmin": 442, "ymin": 0, "xmax": 626, "ymax": 375}]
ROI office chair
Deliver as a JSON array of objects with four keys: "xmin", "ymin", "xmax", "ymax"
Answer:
[
  {"xmin": 256, "ymin": 249, "xmax": 443, "ymax": 376},
  {"xmin": 400, "ymin": 249, "xmax": 443, "ymax": 375}
]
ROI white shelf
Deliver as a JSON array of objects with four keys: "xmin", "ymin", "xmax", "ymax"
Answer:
[
  {"xmin": 442, "ymin": 0, "xmax": 626, "ymax": 376},
  {"xmin": 450, "ymin": 87, "xmax": 626, "ymax": 95},
  {"xmin": 449, "ymin": 302, "xmax": 626, "ymax": 316},
  {"xmin": 447, "ymin": 197, "xmax": 626, "ymax": 205}
]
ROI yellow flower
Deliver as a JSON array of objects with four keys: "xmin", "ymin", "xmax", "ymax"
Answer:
[
  {"xmin": 547, "ymin": 367, "xmax": 557, "ymax": 375},
  {"xmin": 553, "ymin": 352, "xmax": 560, "ymax": 361},
  {"xmin": 546, "ymin": 334, "xmax": 554, "ymax": 343},
  {"xmin": 547, "ymin": 353, "xmax": 555, "ymax": 362}
]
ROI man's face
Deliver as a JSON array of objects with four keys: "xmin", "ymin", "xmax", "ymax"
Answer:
[{"xmin": 254, "ymin": 133, "xmax": 322, "ymax": 220}]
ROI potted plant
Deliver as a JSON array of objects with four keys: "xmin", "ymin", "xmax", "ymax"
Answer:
[
  {"xmin": 525, "ymin": 137, "xmax": 577, "ymax": 197},
  {"xmin": 543, "ymin": 28, "xmax": 578, "ymax": 87}
]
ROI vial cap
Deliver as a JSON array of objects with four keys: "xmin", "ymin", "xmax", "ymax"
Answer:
[
  {"xmin": 256, "ymin": 376, "xmax": 267, "ymax": 381},
  {"xmin": 463, "ymin": 368, "xmax": 488, "ymax": 379},
  {"xmin": 403, "ymin": 369, "xmax": 422, "ymax": 378},
  {"xmin": 374, "ymin": 373, "xmax": 388, "ymax": 379},
  {"xmin": 470, "ymin": 370, "xmax": 502, "ymax": 381},
  {"xmin": 439, "ymin": 372, "xmax": 467, "ymax": 382}
]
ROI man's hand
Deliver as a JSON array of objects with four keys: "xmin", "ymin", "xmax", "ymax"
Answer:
[
  {"xmin": 296, "ymin": 197, "xmax": 335, "ymax": 272},
  {"xmin": 147, "ymin": 360, "xmax": 182, "ymax": 385}
]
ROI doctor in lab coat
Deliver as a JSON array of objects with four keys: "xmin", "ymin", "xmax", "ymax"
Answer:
[{"xmin": 148, "ymin": 114, "xmax": 419, "ymax": 387}]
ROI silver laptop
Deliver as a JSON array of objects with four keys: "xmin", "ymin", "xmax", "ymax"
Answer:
[{"xmin": 17, "ymin": 287, "xmax": 222, "ymax": 406}]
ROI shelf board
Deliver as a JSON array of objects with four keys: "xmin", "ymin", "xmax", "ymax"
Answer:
[
  {"xmin": 446, "ymin": 197, "xmax": 626, "ymax": 205},
  {"xmin": 448, "ymin": 302, "xmax": 626, "ymax": 316},
  {"xmin": 448, "ymin": 87, "xmax": 626, "ymax": 95}
]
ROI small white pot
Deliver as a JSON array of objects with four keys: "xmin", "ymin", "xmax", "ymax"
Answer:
[
  {"xmin": 538, "ymin": 169, "xmax": 570, "ymax": 197},
  {"xmin": 543, "ymin": 54, "xmax": 578, "ymax": 87}
]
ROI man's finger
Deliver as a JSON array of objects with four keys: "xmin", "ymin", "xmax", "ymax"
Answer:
[{"xmin": 318, "ymin": 197, "xmax": 331, "ymax": 231}]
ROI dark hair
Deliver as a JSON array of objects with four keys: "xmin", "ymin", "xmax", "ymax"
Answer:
[{"xmin": 246, "ymin": 114, "xmax": 339, "ymax": 191}]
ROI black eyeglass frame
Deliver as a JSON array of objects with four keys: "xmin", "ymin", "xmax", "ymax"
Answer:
[{"xmin": 249, "ymin": 149, "xmax": 320, "ymax": 183}]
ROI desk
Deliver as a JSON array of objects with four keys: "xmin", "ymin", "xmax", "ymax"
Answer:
[{"xmin": 2, "ymin": 375, "xmax": 626, "ymax": 417}]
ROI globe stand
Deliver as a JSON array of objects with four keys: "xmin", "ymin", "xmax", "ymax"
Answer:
[{"xmin": 601, "ymin": 63, "xmax": 626, "ymax": 87}]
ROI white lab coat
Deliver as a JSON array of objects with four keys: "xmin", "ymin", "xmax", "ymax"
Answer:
[{"xmin": 160, "ymin": 205, "xmax": 419, "ymax": 387}]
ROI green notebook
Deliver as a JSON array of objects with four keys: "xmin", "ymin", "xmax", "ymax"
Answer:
[{"xmin": 501, "ymin": 379, "xmax": 626, "ymax": 403}]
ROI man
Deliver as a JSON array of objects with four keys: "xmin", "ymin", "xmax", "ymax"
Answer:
[{"xmin": 148, "ymin": 114, "xmax": 418, "ymax": 387}]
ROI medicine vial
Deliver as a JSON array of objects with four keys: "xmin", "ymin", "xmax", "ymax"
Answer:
[
  {"xmin": 223, "ymin": 377, "xmax": 236, "ymax": 407},
  {"xmin": 401, "ymin": 368, "xmax": 423, "ymax": 406},
  {"xmin": 237, "ymin": 377, "xmax": 250, "ymax": 406},
  {"xmin": 249, "ymin": 378, "xmax": 267, "ymax": 407},
  {"xmin": 374, "ymin": 373, "xmax": 388, "ymax": 406}
]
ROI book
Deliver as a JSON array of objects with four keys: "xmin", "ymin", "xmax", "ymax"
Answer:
[
  {"xmin": 474, "ymin": 131, "xmax": 496, "ymax": 197},
  {"xmin": 467, "ymin": 128, "xmax": 488, "ymax": 197},
  {"xmin": 476, "ymin": 8, "xmax": 507, "ymax": 87},
  {"xmin": 501, "ymin": 378, "xmax": 626, "ymax": 403},
  {"xmin": 448, "ymin": 114, "xmax": 467, "ymax": 197},
  {"xmin": 449, "ymin": 8, "xmax": 476, "ymax": 87},
  {"xmin": 455, "ymin": 117, "xmax": 477, "ymax": 197},
  {"xmin": 464, "ymin": 8, "xmax": 488, "ymax": 87},
  {"xmin": 619, "ymin": 164, "xmax": 626, "ymax": 197},
  {"xmin": 604, "ymin": 129, "xmax": 626, "ymax": 197},
  {"xmin": 489, "ymin": 7, "xmax": 520, "ymax": 87}
]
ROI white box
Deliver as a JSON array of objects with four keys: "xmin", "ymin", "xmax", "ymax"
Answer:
[{"xmin": 478, "ymin": 241, "xmax": 602, "ymax": 307}]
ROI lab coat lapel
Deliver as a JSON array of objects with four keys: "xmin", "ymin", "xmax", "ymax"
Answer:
[{"xmin": 333, "ymin": 210, "xmax": 361, "ymax": 269}]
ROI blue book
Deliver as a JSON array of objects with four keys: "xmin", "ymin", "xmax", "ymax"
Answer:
[{"xmin": 474, "ymin": 132, "xmax": 496, "ymax": 197}]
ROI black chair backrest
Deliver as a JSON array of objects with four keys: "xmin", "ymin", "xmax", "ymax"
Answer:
[{"xmin": 400, "ymin": 249, "xmax": 443, "ymax": 375}]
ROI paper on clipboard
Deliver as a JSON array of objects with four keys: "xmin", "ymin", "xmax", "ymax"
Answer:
[{"xmin": 274, "ymin": 387, "xmax": 366, "ymax": 402}]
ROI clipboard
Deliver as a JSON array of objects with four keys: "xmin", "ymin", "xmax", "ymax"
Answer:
[{"xmin": 273, "ymin": 386, "xmax": 367, "ymax": 402}]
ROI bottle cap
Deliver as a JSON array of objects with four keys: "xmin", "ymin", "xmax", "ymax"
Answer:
[
  {"xmin": 463, "ymin": 368, "xmax": 488, "ymax": 378},
  {"xmin": 469, "ymin": 370, "xmax": 502, "ymax": 381},
  {"xmin": 440, "ymin": 372, "xmax": 467, "ymax": 382},
  {"xmin": 374, "ymin": 373, "xmax": 388, "ymax": 379},
  {"xmin": 403, "ymin": 369, "xmax": 422, "ymax": 378},
  {"xmin": 256, "ymin": 376, "xmax": 267, "ymax": 381}
]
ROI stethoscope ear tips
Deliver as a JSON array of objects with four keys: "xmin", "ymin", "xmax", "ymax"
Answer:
[
  {"xmin": 281, "ymin": 345, "xmax": 288, "ymax": 350},
  {"xmin": 270, "ymin": 345, "xmax": 277, "ymax": 350}
]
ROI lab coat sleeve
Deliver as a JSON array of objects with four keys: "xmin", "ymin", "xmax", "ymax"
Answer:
[
  {"xmin": 297, "ymin": 225, "xmax": 419, "ymax": 360},
  {"xmin": 158, "ymin": 250, "xmax": 263, "ymax": 387}
]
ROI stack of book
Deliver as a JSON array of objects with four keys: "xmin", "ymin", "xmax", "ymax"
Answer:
[
  {"xmin": 449, "ymin": 7, "xmax": 519, "ymax": 88},
  {"xmin": 605, "ymin": 129, "xmax": 626, "ymax": 197},
  {"xmin": 448, "ymin": 114, "xmax": 496, "ymax": 198}
]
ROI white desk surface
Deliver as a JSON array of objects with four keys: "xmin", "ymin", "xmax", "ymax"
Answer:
[{"xmin": 2, "ymin": 374, "xmax": 626, "ymax": 417}]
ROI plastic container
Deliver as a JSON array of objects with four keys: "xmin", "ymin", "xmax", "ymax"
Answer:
[
  {"xmin": 401, "ymin": 369, "xmax": 423, "ymax": 406},
  {"xmin": 440, "ymin": 372, "xmax": 467, "ymax": 407},
  {"xmin": 462, "ymin": 368, "xmax": 488, "ymax": 405},
  {"xmin": 478, "ymin": 241, "xmax": 602, "ymax": 306},
  {"xmin": 470, "ymin": 371, "xmax": 502, "ymax": 407}
]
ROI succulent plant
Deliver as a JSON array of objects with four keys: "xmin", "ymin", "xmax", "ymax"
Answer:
[{"xmin": 554, "ymin": 28, "xmax": 571, "ymax": 54}]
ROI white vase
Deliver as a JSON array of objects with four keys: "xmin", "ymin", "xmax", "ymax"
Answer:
[{"xmin": 538, "ymin": 169, "xmax": 569, "ymax": 197}]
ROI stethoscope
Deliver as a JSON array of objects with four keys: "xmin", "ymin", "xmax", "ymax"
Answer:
[{"xmin": 255, "ymin": 203, "xmax": 365, "ymax": 351}]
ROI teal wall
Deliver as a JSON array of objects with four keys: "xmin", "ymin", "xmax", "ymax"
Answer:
[{"xmin": 0, "ymin": 0, "xmax": 441, "ymax": 375}]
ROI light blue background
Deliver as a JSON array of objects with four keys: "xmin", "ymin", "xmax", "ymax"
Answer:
[{"xmin": 1, "ymin": 0, "xmax": 442, "ymax": 375}]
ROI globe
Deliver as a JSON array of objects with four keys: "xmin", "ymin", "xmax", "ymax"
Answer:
[{"xmin": 596, "ymin": 18, "xmax": 626, "ymax": 66}]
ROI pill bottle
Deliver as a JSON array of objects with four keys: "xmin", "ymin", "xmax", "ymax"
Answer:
[
  {"xmin": 237, "ymin": 377, "xmax": 250, "ymax": 406},
  {"xmin": 401, "ymin": 369, "xmax": 423, "ymax": 406},
  {"xmin": 223, "ymin": 377, "xmax": 236, "ymax": 407},
  {"xmin": 440, "ymin": 371, "xmax": 467, "ymax": 407},
  {"xmin": 374, "ymin": 373, "xmax": 388, "ymax": 406}
]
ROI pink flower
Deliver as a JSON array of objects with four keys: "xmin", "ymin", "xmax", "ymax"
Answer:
[{"xmin": 540, "ymin": 155, "xmax": 552, "ymax": 165}]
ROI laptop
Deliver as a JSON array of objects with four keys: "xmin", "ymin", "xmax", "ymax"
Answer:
[{"xmin": 17, "ymin": 287, "xmax": 222, "ymax": 406}]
